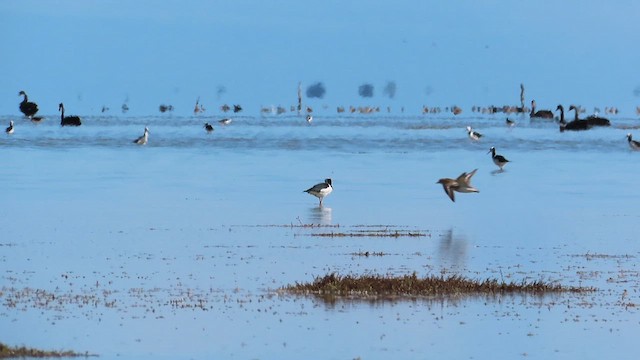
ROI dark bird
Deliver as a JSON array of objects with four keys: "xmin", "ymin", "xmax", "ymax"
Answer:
[
  {"xmin": 627, "ymin": 133, "xmax": 640, "ymax": 151},
  {"xmin": 530, "ymin": 100, "xmax": 553, "ymax": 119},
  {"xmin": 436, "ymin": 169, "xmax": 479, "ymax": 202},
  {"xmin": 505, "ymin": 118, "xmax": 515, "ymax": 127},
  {"xmin": 558, "ymin": 105, "xmax": 589, "ymax": 132},
  {"xmin": 585, "ymin": 113, "xmax": 611, "ymax": 127},
  {"xmin": 204, "ymin": 123, "xmax": 214, "ymax": 133},
  {"xmin": 233, "ymin": 104, "xmax": 243, "ymax": 113},
  {"xmin": 58, "ymin": 103, "xmax": 82, "ymax": 126},
  {"xmin": 488, "ymin": 147, "xmax": 509, "ymax": 170},
  {"xmin": 18, "ymin": 91, "xmax": 39, "ymax": 118},
  {"xmin": 304, "ymin": 178, "xmax": 333, "ymax": 206},
  {"xmin": 6, "ymin": 121, "xmax": 14, "ymax": 134}
]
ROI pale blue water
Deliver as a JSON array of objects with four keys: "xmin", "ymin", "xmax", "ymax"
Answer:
[{"xmin": 1, "ymin": 113, "xmax": 639, "ymax": 359}]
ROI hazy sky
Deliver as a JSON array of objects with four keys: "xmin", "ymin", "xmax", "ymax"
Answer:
[{"xmin": 3, "ymin": 0, "xmax": 640, "ymax": 115}]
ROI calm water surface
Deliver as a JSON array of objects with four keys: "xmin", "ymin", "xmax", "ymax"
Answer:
[{"xmin": 1, "ymin": 113, "xmax": 639, "ymax": 359}]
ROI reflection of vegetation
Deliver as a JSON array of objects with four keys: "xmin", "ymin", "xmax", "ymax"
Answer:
[
  {"xmin": 0, "ymin": 342, "xmax": 95, "ymax": 358},
  {"xmin": 282, "ymin": 273, "xmax": 594, "ymax": 300}
]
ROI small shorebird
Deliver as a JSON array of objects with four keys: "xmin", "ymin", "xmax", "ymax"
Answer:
[
  {"xmin": 436, "ymin": 169, "xmax": 479, "ymax": 202},
  {"xmin": 204, "ymin": 123, "xmax": 214, "ymax": 133},
  {"xmin": 466, "ymin": 126, "xmax": 482, "ymax": 141},
  {"xmin": 304, "ymin": 178, "xmax": 333, "ymax": 206},
  {"xmin": 5, "ymin": 121, "xmax": 14, "ymax": 134},
  {"xmin": 133, "ymin": 127, "xmax": 149, "ymax": 145},
  {"xmin": 306, "ymin": 114, "xmax": 313, "ymax": 123},
  {"xmin": 627, "ymin": 133, "xmax": 640, "ymax": 150},
  {"xmin": 488, "ymin": 147, "xmax": 509, "ymax": 170},
  {"xmin": 219, "ymin": 118, "xmax": 232, "ymax": 125},
  {"xmin": 505, "ymin": 118, "xmax": 515, "ymax": 127}
]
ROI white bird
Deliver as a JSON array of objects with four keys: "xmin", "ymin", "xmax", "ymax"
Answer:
[
  {"xmin": 436, "ymin": 169, "xmax": 479, "ymax": 202},
  {"xmin": 133, "ymin": 127, "xmax": 149, "ymax": 145},
  {"xmin": 466, "ymin": 126, "xmax": 482, "ymax": 141},
  {"xmin": 306, "ymin": 114, "xmax": 313, "ymax": 123},
  {"xmin": 627, "ymin": 133, "xmax": 640, "ymax": 151},
  {"xmin": 219, "ymin": 118, "xmax": 232, "ymax": 125},
  {"xmin": 304, "ymin": 178, "xmax": 333, "ymax": 206},
  {"xmin": 5, "ymin": 121, "xmax": 14, "ymax": 134}
]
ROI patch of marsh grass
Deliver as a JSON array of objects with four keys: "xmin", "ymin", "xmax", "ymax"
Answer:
[
  {"xmin": 0, "ymin": 342, "xmax": 96, "ymax": 358},
  {"xmin": 281, "ymin": 272, "xmax": 595, "ymax": 299}
]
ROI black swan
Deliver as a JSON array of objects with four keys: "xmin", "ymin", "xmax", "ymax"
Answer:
[
  {"xmin": 18, "ymin": 91, "xmax": 39, "ymax": 118},
  {"xmin": 530, "ymin": 100, "xmax": 553, "ymax": 119},
  {"xmin": 585, "ymin": 113, "xmax": 611, "ymax": 127},
  {"xmin": 558, "ymin": 105, "xmax": 590, "ymax": 132},
  {"xmin": 58, "ymin": 103, "xmax": 82, "ymax": 126}
]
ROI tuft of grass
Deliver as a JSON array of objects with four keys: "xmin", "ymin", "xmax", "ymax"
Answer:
[
  {"xmin": 310, "ymin": 230, "xmax": 426, "ymax": 238},
  {"xmin": 281, "ymin": 272, "xmax": 595, "ymax": 299},
  {"xmin": 0, "ymin": 342, "xmax": 96, "ymax": 358}
]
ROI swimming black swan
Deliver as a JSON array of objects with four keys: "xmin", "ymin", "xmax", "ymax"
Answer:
[
  {"xmin": 530, "ymin": 100, "xmax": 553, "ymax": 119},
  {"xmin": 558, "ymin": 105, "xmax": 590, "ymax": 132},
  {"xmin": 58, "ymin": 103, "xmax": 82, "ymax": 126},
  {"xmin": 18, "ymin": 91, "xmax": 39, "ymax": 118},
  {"xmin": 585, "ymin": 113, "xmax": 611, "ymax": 127}
]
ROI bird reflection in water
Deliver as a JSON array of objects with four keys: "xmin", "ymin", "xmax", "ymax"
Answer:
[
  {"xmin": 438, "ymin": 228, "xmax": 468, "ymax": 270},
  {"xmin": 308, "ymin": 206, "xmax": 332, "ymax": 225}
]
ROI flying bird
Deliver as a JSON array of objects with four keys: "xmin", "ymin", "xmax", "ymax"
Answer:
[{"xmin": 436, "ymin": 169, "xmax": 479, "ymax": 202}]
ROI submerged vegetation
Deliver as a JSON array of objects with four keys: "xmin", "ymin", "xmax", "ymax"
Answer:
[
  {"xmin": 0, "ymin": 342, "xmax": 95, "ymax": 358},
  {"xmin": 282, "ymin": 272, "xmax": 595, "ymax": 300}
]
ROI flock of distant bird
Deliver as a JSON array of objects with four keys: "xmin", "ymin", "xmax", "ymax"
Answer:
[{"xmin": 12, "ymin": 91, "xmax": 640, "ymax": 205}]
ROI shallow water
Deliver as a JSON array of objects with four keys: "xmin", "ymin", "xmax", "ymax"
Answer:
[{"xmin": 1, "ymin": 113, "xmax": 639, "ymax": 359}]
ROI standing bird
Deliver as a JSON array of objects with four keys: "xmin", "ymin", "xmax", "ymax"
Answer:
[
  {"xmin": 488, "ymin": 147, "xmax": 509, "ymax": 170},
  {"xmin": 304, "ymin": 178, "xmax": 333, "ymax": 206},
  {"xmin": 133, "ymin": 127, "xmax": 149, "ymax": 145},
  {"xmin": 505, "ymin": 118, "xmax": 515, "ymax": 127},
  {"xmin": 627, "ymin": 133, "xmax": 640, "ymax": 150},
  {"xmin": 204, "ymin": 123, "xmax": 214, "ymax": 133},
  {"xmin": 5, "ymin": 121, "xmax": 14, "ymax": 134},
  {"xmin": 18, "ymin": 91, "xmax": 39, "ymax": 118},
  {"xmin": 530, "ymin": 100, "xmax": 554, "ymax": 119},
  {"xmin": 58, "ymin": 103, "xmax": 82, "ymax": 126},
  {"xmin": 466, "ymin": 126, "xmax": 482, "ymax": 141},
  {"xmin": 436, "ymin": 169, "xmax": 479, "ymax": 202},
  {"xmin": 306, "ymin": 114, "xmax": 313, "ymax": 123}
]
